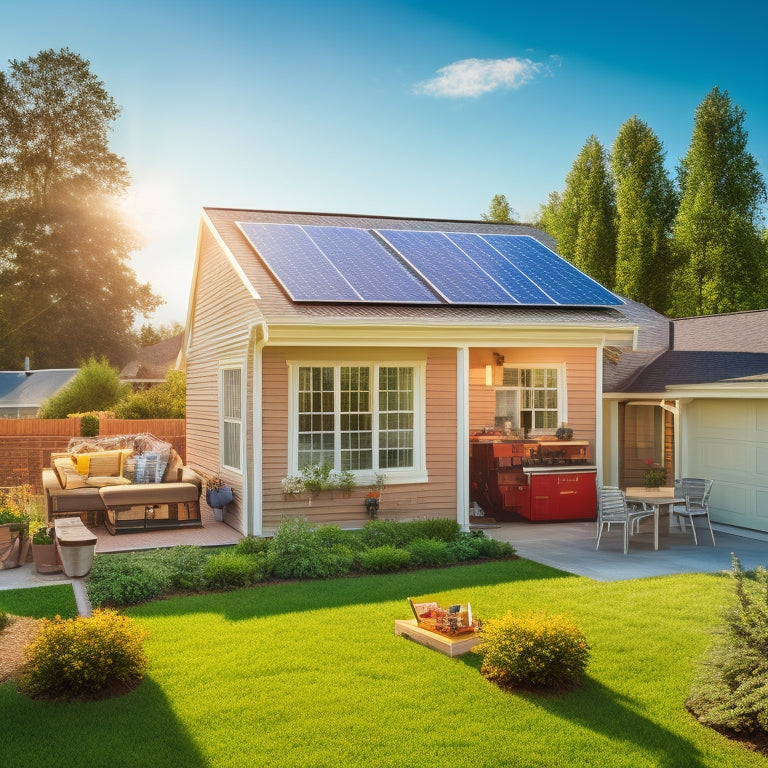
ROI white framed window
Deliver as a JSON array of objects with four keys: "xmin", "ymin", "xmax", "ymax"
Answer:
[
  {"xmin": 494, "ymin": 365, "xmax": 566, "ymax": 432},
  {"xmin": 220, "ymin": 366, "xmax": 244, "ymax": 471},
  {"xmin": 289, "ymin": 361, "xmax": 426, "ymax": 484}
]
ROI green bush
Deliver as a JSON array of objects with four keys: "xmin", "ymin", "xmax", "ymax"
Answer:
[
  {"xmin": 113, "ymin": 369, "xmax": 186, "ymax": 419},
  {"xmin": 80, "ymin": 412, "xmax": 99, "ymax": 437},
  {"xmin": 203, "ymin": 551, "xmax": 264, "ymax": 590},
  {"xmin": 18, "ymin": 609, "xmax": 148, "ymax": 699},
  {"xmin": 233, "ymin": 535, "xmax": 272, "ymax": 556},
  {"xmin": 446, "ymin": 531, "xmax": 483, "ymax": 562},
  {"xmin": 156, "ymin": 545, "xmax": 208, "ymax": 591},
  {"xmin": 357, "ymin": 545, "xmax": 411, "ymax": 573},
  {"xmin": 314, "ymin": 524, "xmax": 362, "ymax": 551},
  {"xmin": 404, "ymin": 537, "xmax": 451, "ymax": 567},
  {"xmin": 359, "ymin": 520, "xmax": 408, "ymax": 549},
  {"xmin": 473, "ymin": 533, "xmax": 516, "ymax": 559},
  {"xmin": 475, "ymin": 611, "xmax": 589, "ymax": 690},
  {"xmin": 405, "ymin": 518, "xmax": 461, "ymax": 543},
  {"xmin": 687, "ymin": 557, "xmax": 768, "ymax": 734},
  {"xmin": 86, "ymin": 553, "xmax": 170, "ymax": 607},
  {"xmin": 0, "ymin": 611, "xmax": 9, "ymax": 631},
  {"xmin": 38, "ymin": 357, "xmax": 130, "ymax": 418},
  {"xmin": 268, "ymin": 518, "xmax": 354, "ymax": 580}
]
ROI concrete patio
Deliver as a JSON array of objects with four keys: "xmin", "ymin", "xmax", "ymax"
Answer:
[{"xmin": 487, "ymin": 517, "xmax": 768, "ymax": 581}]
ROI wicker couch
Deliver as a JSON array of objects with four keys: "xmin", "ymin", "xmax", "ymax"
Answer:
[{"xmin": 42, "ymin": 434, "xmax": 204, "ymax": 535}]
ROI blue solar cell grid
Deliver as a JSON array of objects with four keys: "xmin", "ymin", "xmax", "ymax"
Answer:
[
  {"xmin": 237, "ymin": 222, "xmax": 360, "ymax": 301},
  {"xmin": 376, "ymin": 230, "xmax": 514, "ymax": 304},
  {"xmin": 302, "ymin": 226, "xmax": 440, "ymax": 303},
  {"xmin": 482, "ymin": 235, "xmax": 620, "ymax": 306}
]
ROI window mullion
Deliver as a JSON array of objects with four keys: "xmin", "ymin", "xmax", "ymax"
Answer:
[
  {"xmin": 372, "ymin": 363, "xmax": 380, "ymax": 472},
  {"xmin": 334, "ymin": 366, "xmax": 341, "ymax": 471}
]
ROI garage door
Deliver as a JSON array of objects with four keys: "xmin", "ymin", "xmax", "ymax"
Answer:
[{"xmin": 686, "ymin": 399, "xmax": 768, "ymax": 533}]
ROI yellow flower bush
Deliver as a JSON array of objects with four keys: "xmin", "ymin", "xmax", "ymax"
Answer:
[
  {"xmin": 474, "ymin": 610, "xmax": 589, "ymax": 690},
  {"xmin": 19, "ymin": 609, "xmax": 148, "ymax": 699}
]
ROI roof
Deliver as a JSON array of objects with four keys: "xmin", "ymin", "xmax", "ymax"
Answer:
[
  {"xmin": 120, "ymin": 334, "xmax": 182, "ymax": 381},
  {"xmin": 197, "ymin": 208, "xmax": 637, "ymax": 335},
  {"xmin": 609, "ymin": 308, "xmax": 768, "ymax": 394},
  {"xmin": 0, "ymin": 369, "xmax": 77, "ymax": 409}
]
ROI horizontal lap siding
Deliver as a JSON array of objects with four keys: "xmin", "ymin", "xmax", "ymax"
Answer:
[
  {"xmin": 186, "ymin": 225, "xmax": 262, "ymax": 533},
  {"xmin": 260, "ymin": 347, "xmax": 457, "ymax": 533}
]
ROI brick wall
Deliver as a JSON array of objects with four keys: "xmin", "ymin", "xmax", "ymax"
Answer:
[{"xmin": 0, "ymin": 419, "xmax": 186, "ymax": 493}]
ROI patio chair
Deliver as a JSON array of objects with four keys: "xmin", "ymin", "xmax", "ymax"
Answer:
[
  {"xmin": 596, "ymin": 486, "xmax": 648, "ymax": 554},
  {"xmin": 672, "ymin": 478, "xmax": 715, "ymax": 546}
]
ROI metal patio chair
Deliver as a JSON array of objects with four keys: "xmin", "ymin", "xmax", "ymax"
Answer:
[
  {"xmin": 672, "ymin": 478, "xmax": 716, "ymax": 546},
  {"xmin": 596, "ymin": 486, "xmax": 648, "ymax": 554}
]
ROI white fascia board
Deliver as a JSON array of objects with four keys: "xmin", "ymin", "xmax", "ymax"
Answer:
[
  {"xmin": 604, "ymin": 384, "xmax": 768, "ymax": 400},
  {"xmin": 265, "ymin": 322, "xmax": 636, "ymax": 348}
]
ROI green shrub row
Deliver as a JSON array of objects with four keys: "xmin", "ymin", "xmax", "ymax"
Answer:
[{"xmin": 87, "ymin": 519, "xmax": 515, "ymax": 607}]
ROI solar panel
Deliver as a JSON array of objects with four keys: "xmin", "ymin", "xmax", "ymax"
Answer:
[
  {"xmin": 302, "ymin": 226, "xmax": 440, "ymax": 303},
  {"xmin": 376, "ymin": 230, "xmax": 515, "ymax": 304},
  {"xmin": 444, "ymin": 232, "xmax": 556, "ymax": 305},
  {"xmin": 481, "ymin": 235, "xmax": 620, "ymax": 306},
  {"xmin": 237, "ymin": 221, "xmax": 622, "ymax": 308},
  {"xmin": 237, "ymin": 222, "xmax": 360, "ymax": 301}
]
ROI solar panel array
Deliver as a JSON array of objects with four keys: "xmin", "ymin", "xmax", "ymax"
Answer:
[{"xmin": 236, "ymin": 222, "xmax": 622, "ymax": 307}]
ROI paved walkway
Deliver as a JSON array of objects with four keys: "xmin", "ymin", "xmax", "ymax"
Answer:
[{"xmin": 487, "ymin": 518, "xmax": 768, "ymax": 581}]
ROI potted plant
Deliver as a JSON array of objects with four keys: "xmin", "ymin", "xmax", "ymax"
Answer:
[
  {"xmin": 31, "ymin": 526, "xmax": 60, "ymax": 574},
  {"xmin": 0, "ymin": 491, "xmax": 31, "ymax": 570},
  {"xmin": 644, "ymin": 459, "xmax": 667, "ymax": 489},
  {"xmin": 205, "ymin": 475, "xmax": 234, "ymax": 521},
  {"xmin": 365, "ymin": 472, "xmax": 387, "ymax": 520}
]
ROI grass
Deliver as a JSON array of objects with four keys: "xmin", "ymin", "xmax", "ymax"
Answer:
[{"xmin": 1, "ymin": 559, "xmax": 767, "ymax": 768}]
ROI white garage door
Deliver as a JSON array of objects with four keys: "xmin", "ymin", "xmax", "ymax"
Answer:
[{"xmin": 686, "ymin": 398, "xmax": 768, "ymax": 533}]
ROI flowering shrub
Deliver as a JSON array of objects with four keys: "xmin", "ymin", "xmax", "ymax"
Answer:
[
  {"xmin": 19, "ymin": 609, "xmax": 147, "ymax": 699},
  {"xmin": 475, "ymin": 611, "xmax": 589, "ymax": 690}
]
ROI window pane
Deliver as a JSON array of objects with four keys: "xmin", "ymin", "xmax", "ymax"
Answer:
[
  {"xmin": 340, "ymin": 366, "xmax": 372, "ymax": 471},
  {"xmin": 298, "ymin": 366, "xmax": 335, "ymax": 469},
  {"xmin": 222, "ymin": 368, "xmax": 242, "ymax": 469},
  {"xmin": 378, "ymin": 367, "xmax": 415, "ymax": 469}
]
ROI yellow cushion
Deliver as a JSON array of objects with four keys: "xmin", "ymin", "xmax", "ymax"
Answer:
[{"xmin": 70, "ymin": 450, "xmax": 132, "ymax": 478}]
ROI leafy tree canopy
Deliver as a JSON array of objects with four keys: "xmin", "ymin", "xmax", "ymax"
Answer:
[
  {"xmin": 0, "ymin": 48, "xmax": 161, "ymax": 370},
  {"xmin": 38, "ymin": 356, "xmax": 130, "ymax": 418},
  {"xmin": 136, "ymin": 321, "xmax": 184, "ymax": 347},
  {"xmin": 481, "ymin": 194, "xmax": 518, "ymax": 223}
]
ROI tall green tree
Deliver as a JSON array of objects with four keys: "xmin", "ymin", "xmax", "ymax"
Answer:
[
  {"xmin": 669, "ymin": 87, "xmax": 767, "ymax": 315},
  {"xmin": 612, "ymin": 116, "xmax": 677, "ymax": 312},
  {"xmin": 0, "ymin": 48, "xmax": 161, "ymax": 369},
  {"xmin": 481, "ymin": 194, "xmax": 518, "ymax": 223},
  {"xmin": 538, "ymin": 136, "xmax": 616, "ymax": 288}
]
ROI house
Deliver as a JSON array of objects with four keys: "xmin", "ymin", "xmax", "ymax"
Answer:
[
  {"xmin": 120, "ymin": 333, "xmax": 183, "ymax": 390},
  {"xmin": 603, "ymin": 307, "xmax": 768, "ymax": 535},
  {"xmin": 182, "ymin": 208, "xmax": 638, "ymax": 536},
  {"xmin": 0, "ymin": 368, "xmax": 78, "ymax": 418}
]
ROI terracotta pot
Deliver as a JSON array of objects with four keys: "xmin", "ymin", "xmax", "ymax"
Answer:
[{"xmin": 32, "ymin": 542, "xmax": 60, "ymax": 574}]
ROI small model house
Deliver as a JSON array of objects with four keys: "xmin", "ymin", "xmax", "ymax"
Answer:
[{"xmin": 182, "ymin": 208, "xmax": 638, "ymax": 536}]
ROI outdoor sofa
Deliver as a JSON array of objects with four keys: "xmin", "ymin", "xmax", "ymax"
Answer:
[{"xmin": 42, "ymin": 433, "xmax": 203, "ymax": 535}]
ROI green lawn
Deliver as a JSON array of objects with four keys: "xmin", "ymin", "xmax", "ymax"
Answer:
[{"xmin": 2, "ymin": 560, "xmax": 766, "ymax": 768}]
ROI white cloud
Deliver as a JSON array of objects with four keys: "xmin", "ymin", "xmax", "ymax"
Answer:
[{"xmin": 413, "ymin": 56, "xmax": 545, "ymax": 98}]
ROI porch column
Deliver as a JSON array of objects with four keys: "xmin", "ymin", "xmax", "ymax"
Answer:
[{"xmin": 456, "ymin": 346, "xmax": 470, "ymax": 531}]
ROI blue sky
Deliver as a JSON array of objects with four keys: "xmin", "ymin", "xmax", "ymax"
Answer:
[{"xmin": 2, "ymin": 0, "xmax": 767, "ymax": 325}]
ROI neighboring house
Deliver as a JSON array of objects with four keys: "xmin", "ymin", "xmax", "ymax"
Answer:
[
  {"xmin": 120, "ymin": 334, "xmax": 183, "ymax": 390},
  {"xmin": 182, "ymin": 208, "xmax": 637, "ymax": 536},
  {"xmin": 0, "ymin": 368, "xmax": 78, "ymax": 418},
  {"xmin": 603, "ymin": 307, "xmax": 768, "ymax": 534}
]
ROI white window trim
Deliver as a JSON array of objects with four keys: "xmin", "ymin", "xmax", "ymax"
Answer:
[
  {"xmin": 495, "ymin": 363, "xmax": 568, "ymax": 433},
  {"xmin": 287, "ymin": 360, "xmax": 427, "ymax": 486},
  {"xmin": 220, "ymin": 363, "xmax": 245, "ymax": 473}
]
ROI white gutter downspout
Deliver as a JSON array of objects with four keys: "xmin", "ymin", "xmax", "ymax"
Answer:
[
  {"xmin": 456, "ymin": 346, "xmax": 470, "ymax": 531},
  {"xmin": 250, "ymin": 321, "xmax": 269, "ymax": 537},
  {"xmin": 596, "ymin": 342, "xmax": 605, "ymax": 489}
]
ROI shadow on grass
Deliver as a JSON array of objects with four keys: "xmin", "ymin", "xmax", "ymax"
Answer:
[
  {"xmin": 0, "ymin": 677, "xmax": 208, "ymax": 768},
  {"xmin": 130, "ymin": 559, "xmax": 575, "ymax": 622},
  {"xmin": 454, "ymin": 660, "xmax": 707, "ymax": 768}
]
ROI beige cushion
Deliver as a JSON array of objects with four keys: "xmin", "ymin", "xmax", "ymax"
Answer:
[
  {"xmin": 99, "ymin": 482, "xmax": 200, "ymax": 506},
  {"xmin": 53, "ymin": 458, "xmax": 88, "ymax": 489},
  {"xmin": 85, "ymin": 475, "xmax": 132, "ymax": 488},
  {"xmin": 162, "ymin": 449, "xmax": 184, "ymax": 482}
]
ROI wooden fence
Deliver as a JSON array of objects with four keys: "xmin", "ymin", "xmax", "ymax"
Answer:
[{"xmin": 0, "ymin": 418, "xmax": 186, "ymax": 493}]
